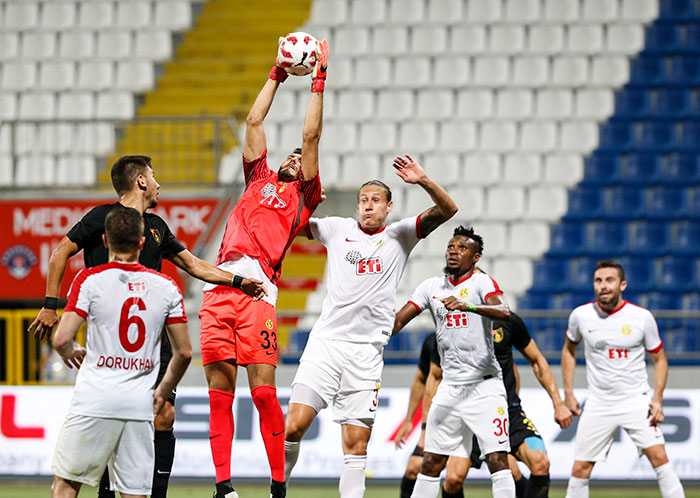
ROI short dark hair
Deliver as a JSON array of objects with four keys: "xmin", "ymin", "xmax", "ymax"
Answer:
[
  {"xmin": 111, "ymin": 155, "xmax": 152, "ymax": 196},
  {"xmin": 452, "ymin": 225, "xmax": 484, "ymax": 255},
  {"xmin": 105, "ymin": 206, "xmax": 144, "ymax": 254},
  {"xmin": 596, "ymin": 260, "xmax": 625, "ymax": 281},
  {"xmin": 358, "ymin": 180, "xmax": 392, "ymax": 202},
  {"xmin": 292, "ymin": 147, "xmax": 302, "ymax": 155}
]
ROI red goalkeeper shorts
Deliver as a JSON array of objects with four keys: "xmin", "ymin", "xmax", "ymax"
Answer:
[{"xmin": 199, "ymin": 287, "xmax": 279, "ymax": 366}]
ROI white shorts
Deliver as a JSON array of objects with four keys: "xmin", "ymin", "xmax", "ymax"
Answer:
[
  {"xmin": 292, "ymin": 338, "xmax": 383, "ymax": 427},
  {"xmin": 574, "ymin": 393, "xmax": 665, "ymax": 462},
  {"xmin": 52, "ymin": 413, "xmax": 154, "ymax": 495},
  {"xmin": 424, "ymin": 377, "xmax": 511, "ymax": 458}
]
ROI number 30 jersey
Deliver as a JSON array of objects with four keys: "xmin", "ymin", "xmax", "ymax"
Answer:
[
  {"xmin": 409, "ymin": 272, "xmax": 503, "ymax": 385},
  {"xmin": 64, "ymin": 261, "xmax": 187, "ymax": 421}
]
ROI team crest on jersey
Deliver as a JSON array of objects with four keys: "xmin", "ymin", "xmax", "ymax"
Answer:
[
  {"xmin": 459, "ymin": 288, "xmax": 470, "ymax": 299},
  {"xmin": 1, "ymin": 245, "xmax": 37, "ymax": 280},
  {"xmin": 493, "ymin": 327, "xmax": 504, "ymax": 343},
  {"xmin": 266, "ymin": 319, "xmax": 274, "ymax": 330},
  {"xmin": 497, "ymin": 406, "xmax": 505, "ymax": 416},
  {"xmin": 260, "ymin": 182, "xmax": 287, "ymax": 209},
  {"xmin": 622, "ymin": 325, "xmax": 632, "ymax": 336},
  {"xmin": 356, "ymin": 257, "xmax": 383, "ymax": 275},
  {"xmin": 150, "ymin": 228, "xmax": 161, "ymax": 244},
  {"xmin": 377, "ymin": 239, "xmax": 384, "ymax": 247}
]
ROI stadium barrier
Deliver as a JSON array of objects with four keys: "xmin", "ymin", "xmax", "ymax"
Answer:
[{"xmin": 1, "ymin": 386, "xmax": 698, "ymax": 481}]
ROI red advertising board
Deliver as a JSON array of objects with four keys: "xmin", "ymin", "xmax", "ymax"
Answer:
[{"xmin": 0, "ymin": 198, "xmax": 221, "ymax": 300}]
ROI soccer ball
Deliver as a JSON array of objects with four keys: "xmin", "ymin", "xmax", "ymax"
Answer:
[{"xmin": 277, "ymin": 32, "xmax": 318, "ymax": 76}]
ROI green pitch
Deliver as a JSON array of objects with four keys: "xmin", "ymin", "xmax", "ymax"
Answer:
[{"xmin": 2, "ymin": 483, "xmax": 700, "ymax": 498}]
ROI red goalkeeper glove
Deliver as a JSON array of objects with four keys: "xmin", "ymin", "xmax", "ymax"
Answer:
[
  {"xmin": 270, "ymin": 36, "xmax": 289, "ymax": 82},
  {"xmin": 311, "ymin": 39, "xmax": 328, "ymax": 93}
]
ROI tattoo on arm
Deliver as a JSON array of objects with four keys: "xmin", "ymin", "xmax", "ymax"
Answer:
[{"xmin": 419, "ymin": 206, "xmax": 446, "ymax": 237}]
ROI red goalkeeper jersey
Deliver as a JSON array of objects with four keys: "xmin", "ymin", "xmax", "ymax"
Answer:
[{"xmin": 216, "ymin": 150, "xmax": 322, "ymax": 283}]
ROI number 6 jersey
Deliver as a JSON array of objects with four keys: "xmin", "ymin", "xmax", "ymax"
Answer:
[
  {"xmin": 409, "ymin": 272, "xmax": 504, "ymax": 385},
  {"xmin": 64, "ymin": 261, "xmax": 187, "ymax": 421}
]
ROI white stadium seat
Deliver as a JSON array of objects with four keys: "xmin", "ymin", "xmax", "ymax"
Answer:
[
  {"xmin": 496, "ymin": 89, "xmax": 533, "ymax": 119},
  {"xmin": 377, "ymin": 89, "xmax": 414, "ymax": 120},
  {"xmin": 568, "ymin": 25, "xmax": 604, "ymax": 55},
  {"xmin": 607, "ymin": 25, "xmax": 645, "ymax": 55},
  {"xmin": 359, "ymin": 122, "xmax": 397, "ymax": 152},
  {"xmin": 528, "ymin": 26, "xmax": 564, "ymax": 55},
  {"xmin": 433, "ymin": 56, "xmax": 471, "ymax": 87},
  {"xmin": 591, "ymin": 56, "xmax": 630, "ymax": 88},
  {"xmin": 399, "ymin": 122, "xmax": 437, "ymax": 153},
  {"xmin": 75, "ymin": 123, "xmax": 115, "ymax": 156},
  {"xmin": 97, "ymin": 31, "xmax": 133, "ymax": 59},
  {"xmin": 582, "ymin": 0, "xmax": 619, "ymax": 21},
  {"xmin": 39, "ymin": 62, "xmax": 75, "ymax": 90},
  {"xmin": 543, "ymin": 0, "xmax": 579, "ymax": 22},
  {"xmin": 337, "ymin": 90, "xmax": 375, "ymax": 120},
  {"xmin": 621, "ymin": 0, "xmax": 659, "ymax": 22},
  {"xmin": 544, "ymin": 154, "xmax": 584, "ymax": 186},
  {"xmin": 13, "ymin": 124, "xmax": 36, "ymax": 155},
  {"xmin": 15, "ymin": 155, "xmax": 55, "ymax": 186},
  {"xmin": 473, "ymin": 57, "xmax": 509, "ymax": 87},
  {"xmin": 575, "ymin": 89, "xmax": 615, "ymax": 120},
  {"xmin": 520, "ymin": 121, "xmax": 558, "ymax": 152},
  {"xmin": 417, "ymin": 90, "xmax": 454, "ymax": 119},
  {"xmin": 154, "ymin": 1, "xmax": 192, "ymax": 30},
  {"xmin": 0, "ymin": 93, "xmax": 17, "ymax": 120},
  {"xmin": 492, "ymin": 258, "xmax": 533, "ymax": 295},
  {"xmin": 134, "ymin": 31, "xmax": 172, "ymax": 60},
  {"xmin": 19, "ymin": 93, "xmax": 55, "ymax": 120},
  {"xmin": 21, "ymin": 32, "xmax": 56, "ymax": 59},
  {"xmin": 59, "ymin": 32, "xmax": 95, "ymax": 59},
  {"xmin": 96, "ymin": 92, "xmax": 135, "ymax": 120},
  {"xmin": 439, "ymin": 121, "xmax": 477, "ymax": 152},
  {"xmin": 428, "ymin": 0, "xmax": 463, "ymax": 23},
  {"xmin": 79, "ymin": 2, "xmax": 114, "ymax": 28},
  {"xmin": 551, "ymin": 57, "xmax": 589, "ymax": 87},
  {"xmin": 394, "ymin": 57, "xmax": 431, "ymax": 88},
  {"xmin": 77, "ymin": 61, "xmax": 114, "ymax": 90},
  {"xmin": 480, "ymin": 121, "xmax": 517, "ymax": 152},
  {"xmin": 116, "ymin": 1, "xmax": 152, "ymax": 28},
  {"xmin": 463, "ymin": 154, "xmax": 501, "ymax": 186},
  {"xmin": 466, "ymin": 0, "xmax": 502, "ymax": 23},
  {"xmin": 350, "ymin": 0, "xmax": 387, "ymax": 24},
  {"xmin": 267, "ymin": 91, "xmax": 296, "ymax": 123},
  {"xmin": 512, "ymin": 57, "xmax": 550, "ymax": 87},
  {"xmin": 0, "ymin": 155, "xmax": 12, "ymax": 186},
  {"xmin": 41, "ymin": 2, "xmax": 76, "ymax": 29},
  {"xmin": 471, "ymin": 222, "xmax": 507, "ymax": 256},
  {"xmin": 484, "ymin": 186, "xmax": 525, "ymax": 220},
  {"xmin": 450, "ymin": 26, "xmax": 487, "ymax": 54},
  {"xmin": 502, "ymin": 154, "xmax": 542, "ymax": 185},
  {"xmin": 58, "ymin": 93, "xmax": 94, "ymax": 120},
  {"xmin": 336, "ymin": 27, "xmax": 370, "ymax": 56},
  {"xmin": 0, "ymin": 33, "xmax": 19, "ymax": 60},
  {"xmin": 310, "ymin": 0, "xmax": 348, "ymax": 26},
  {"xmin": 355, "ymin": 57, "xmax": 392, "ymax": 87},
  {"xmin": 38, "ymin": 123, "xmax": 73, "ymax": 154},
  {"xmin": 325, "ymin": 58, "xmax": 353, "ymax": 89},
  {"xmin": 508, "ymin": 222, "xmax": 550, "ymax": 257},
  {"xmin": 338, "ymin": 154, "xmax": 380, "ymax": 188},
  {"xmin": 389, "ymin": 0, "xmax": 424, "ymax": 24},
  {"xmin": 411, "ymin": 26, "xmax": 449, "ymax": 55},
  {"xmin": 504, "ymin": 0, "xmax": 541, "ymax": 23},
  {"xmin": 372, "ymin": 26, "xmax": 409, "ymax": 55},
  {"xmin": 445, "ymin": 187, "xmax": 486, "ymax": 219},
  {"xmin": 527, "ymin": 185, "xmax": 568, "ymax": 221},
  {"xmin": 535, "ymin": 89, "xmax": 574, "ymax": 119},
  {"xmin": 116, "ymin": 61, "xmax": 155, "ymax": 92},
  {"xmin": 422, "ymin": 152, "xmax": 461, "ymax": 185},
  {"xmin": 279, "ymin": 122, "xmax": 300, "ymax": 152},
  {"xmin": 56, "ymin": 156, "xmax": 96, "ymax": 186},
  {"xmin": 560, "ymin": 121, "xmax": 599, "ymax": 152},
  {"xmin": 0, "ymin": 125, "xmax": 11, "ymax": 153},
  {"xmin": 488, "ymin": 26, "xmax": 525, "ymax": 54},
  {"xmin": 322, "ymin": 122, "xmax": 359, "ymax": 153},
  {"xmin": 4, "ymin": 3, "xmax": 39, "ymax": 30}
]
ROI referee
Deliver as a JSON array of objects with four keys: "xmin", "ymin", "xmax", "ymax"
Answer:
[{"xmin": 29, "ymin": 155, "xmax": 266, "ymax": 498}]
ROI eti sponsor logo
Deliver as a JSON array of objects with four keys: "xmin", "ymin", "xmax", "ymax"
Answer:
[
  {"xmin": 445, "ymin": 312, "xmax": 469, "ymax": 329},
  {"xmin": 2, "ymin": 245, "xmax": 37, "ymax": 280},
  {"xmin": 260, "ymin": 183, "xmax": 287, "ymax": 209},
  {"xmin": 356, "ymin": 257, "xmax": 383, "ymax": 275},
  {"xmin": 128, "ymin": 282, "xmax": 147, "ymax": 292},
  {"xmin": 608, "ymin": 348, "xmax": 629, "ymax": 359}
]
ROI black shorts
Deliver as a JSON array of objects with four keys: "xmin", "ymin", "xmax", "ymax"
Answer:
[
  {"xmin": 469, "ymin": 405, "xmax": 543, "ymax": 468},
  {"xmin": 411, "ymin": 444, "xmax": 424, "ymax": 457},
  {"xmin": 157, "ymin": 332, "xmax": 176, "ymax": 406}
]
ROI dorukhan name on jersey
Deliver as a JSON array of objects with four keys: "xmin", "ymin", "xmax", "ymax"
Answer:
[{"xmin": 96, "ymin": 355, "xmax": 156, "ymax": 371}]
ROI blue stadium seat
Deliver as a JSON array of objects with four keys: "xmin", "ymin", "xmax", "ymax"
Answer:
[
  {"xmin": 565, "ymin": 187, "xmax": 605, "ymax": 220},
  {"xmin": 290, "ymin": 330, "xmax": 310, "ymax": 352},
  {"xmin": 599, "ymin": 122, "xmax": 635, "ymax": 151},
  {"xmin": 571, "ymin": 257, "xmax": 598, "ymax": 292},
  {"xmin": 588, "ymin": 222, "xmax": 630, "ymax": 256},
  {"xmin": 605, "ymin": 186, "xmax": 646, "ymax": 219},
  {"xmin": 622, "ymin": 292, "xmax": 642, "ymax": 307},
  {"xmin": 684, "ymin": 293, "xmax": 700, "ymax": 309},
  {"xmin": 657, "ymin": 257, "xmax": 698, "ymax": 292},
  {"xmin": 688, "ymin": 186, "xmax": 700, "ymax": 218},
  {"xmin": 622, "ymin": 257, "xmax": 656, "ymax": 292},
  {"xmin": 614, "ymin": 90, "xmax": 651, "ymax": 119},
  {"xmin": 583, "ymin": 153, "xmax": 621, "ymax": 185},
  {"xmin": 681, "ymin": 25, "xmax": 700, "ymax": 54},
  {"xmin": 643, "ymin": 24, "xmax": 680, "ymax": 54},
  {"xmin": 548, "ymin": 222, "xmax": 586, "ymax": 256},
  {"xmin": 621, "ymin": 154, "xmax": 662, "ymax": 185},
  {"xmin": 645, "ymin": 292, "xmax": 683, "ymax": 310},
  {"xmin": 639, "ymin": 122, "xmax": 675, "ymax": 151},
  {"xmin": 518, "ymin": 293, "xmax": 552, "ymax": 310},
  {"xmin": 629, "ymin": 57, "xmax": 666, "ymax": 86},
  {"xmin": 655, "ymin": 89, "xmax": 692, "ymax": 118},
  {"xmin": 647, "ymin": 186, "xmax": 688, "ymax": 219},
  {"xmin": 669, "ymin": 57, "xmax": 700, "ymax": 86},
  {"xmin": 630, "ymin": 222, "xmax": 670, "ymax": 256},
  {"xmin": 659, "ymin": 0, "xmax": 696, "ymax": 20},
  {"xmin": 674, "ymin": 221, "xmax": 700, "ymax": 254},
  {"xmin": 663, "ymin": 153, "xmax": 700, "ymax": 184},
  {"xmin": 530, "ymin": 259, "xmax": 571, "ymax": 293},
  {"xmin": 552, "ymin": 292, "xmax": 593, "ymax": 310},
  {"xmin": 679, "ymin": 122, "xmax": 700, "ymax": 150}
]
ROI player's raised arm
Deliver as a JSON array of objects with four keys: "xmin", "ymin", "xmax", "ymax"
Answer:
[
  {"xmin": 393, "ymin": 301, "xmax": 421, "ymax": 336},
  {"xmin": 300, "ymin": 39, "xmax": 328, "ymax": 181},
  {"xmin": 441, "ymin": 293, "xmax": 511, "ymax": 322},
  {"xmin": 521, "ymin": 340, "xmax": 573, "ymax": 428},
  {"xmin": 561, "ymin": 339, "xmax": 581, "ymax": 416},
  {"xmin": 28, "ymin": 236, "xmax": 81, "ymax": 340},
  {"xmin": 154, "ymin": 322, "xmax": 193, "ymax": 417},
  {"xmin": 51, "ymin": 311, "xmax": 87, "ymax": 369},
  {"xmin": 648, "ymin": 348, "xmax": 668, "ymax": 426},
  {"xmin": 168, "ymin": 249, "xmax": 267, "ymax": 300},
  {"xmin": 392, "ymin": 155, "xmax": 458, "ymax": 237}
]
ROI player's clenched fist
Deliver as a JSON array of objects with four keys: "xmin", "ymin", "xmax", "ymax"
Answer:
[
  {"xmin": 240, "ymin": 278, "xmax": 268, "ymax": 301},
  {"xmin": 554, "ymin": 402, "xmax": 574, "ymax": 429},
  {"xmin": 28, "ymin": 308, "xmax": 59, "ymax": 341}
]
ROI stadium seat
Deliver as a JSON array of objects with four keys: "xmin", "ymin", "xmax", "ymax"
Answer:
[
  {"xmin": 97, "ymin": 31, "xmax": 133, "ymax": 59},
  {"xmin": 480, "ymin": 122, "xmax": 517, "ymax": 151},
  {"xmin": 614, "ymin": 90, "xmax": 652, "ymax": 119},
  {"xmin": 688, "ymin": 186, "xmax": 700, "ymax": 218},
  {"xmin": 560, "ymin": 122, "xmax": 599, "ymax": 152},
  {"xmin": 492, "ymin": 258, "xmax": 533, "ymax": 295},
  {"xmin": 659, "ymin": 0, "xmax": 696, "ymax": 20},
  {"xmin": 79, "ymin": 2, "xmax": 114, "ymax": 28},
  {"xmin": 355, "ymin": 58, "xmax": 391, "ymax": 87},
  {"xmin": 647, "ymin": 186, "xmax": 688, "ymax": 219},
  {"xmin": 417, "ymin": 90, "xmax": 454, "ymax": 119},
  {"xmin": 568, "ymin": 25, "xmax": 604, "ymax": 55},
  {"xmin": 552, "ymin": 292, "xmax": 592, "ymax": 310},
  {"xmin": 643, "ymin": 24, "xmax": 680, "ymax": 55},
  {"xmin": 657, "ymin": 258, "xmax": 698, "ymax": 292},
  {"xmin": 422, "ymin": 153, "xmax": 461, "ymax": 185},
  {"xmin": 497, "ymin": 90, "xmax": 534, "ymax": 119},
  {"xmin": 376, "ymin": 90, "xmax": 414, "ymax": 120},
  {"xmin": 338, "ymin": 155, "xmax": 379, "ymax": 188},
  {"xmin": 645, "ymin": 292, "xmax": 683, "ymax": 310},
  {"xmin": 310, "ymin": 0, "xmax": 347, "ymax": 25},
  {"xmin": 621, "ymin": 0, "xmax": 659, "ymax": 21},
  {"xmin": 599, "ymin": 122, "xmax": 635, "ymax": 151},
  {"xmin": 551, "ymin": 56, "xmax": 588, "ymax": 87},
  {"xmin": 625, "ymin": 256, "xmax": 658, "ymax": 291},
  {"xmin": 359, "ymin": 122, "xmax": 396, "ymax": 152},
  {"xmin": 582, "ymin": 0, "xmax": 619, "ymax": 21},
  {"xmin": 504, "ymin": 0, "xmax": 541, "ymax": 23},
  {"xmin": 630, "ymin": 222, "xmax": 670, "ymax": 256},
  {"xmin": 56, "ymin": 155, "xmax": 96, "ymax": 186},
  {"xmin": 607, "ymin": 24, "xmax": 645, "ymax": 55},
  {"xmin": 0, "ymin": 93, "xmax": 17, "ymax": 120},
  {"xmin": 489, "ymin": 26, "xmax": 526, "ymax": 54},
  {"xmin": 13, "ymin": 124, "xmax": 36, "ymax": 155},
  {"xmin": 116, "ymin": 61, "xmax": 155, "ymax": 92},
  {"xmin": 1, "ymin": 62, "xmax": 37, "ymax": 90},
  {"xmin": 41, "ymin": 2, "xmax": 76, "ymax": 29},
  {"xmin": 428, "ymin": 0, "xmax": 463, "ymax": 22},
  {"xmin": 75, "ymin": 123, "xmax": 115, "ymax": 156},
  {"xmin": 684, "ymin": 293, "xmax": 700, "ymax": 310},
  {"xmin": 318, "ymin": 122, "xmax": 358, "ymax": 153},
  {"xmin": 664, "ymin": 154, "xmax": 700, "ymax": 184},
  {"xmin": 484, "ymin": 186, "xmax": 525, "ymax": 220},
  {"xmin": 116, "ymin": 1, "xmax": 152, "ymax": 28},
  {"xmin": 565, "ymin": 187, "xmax": 605, "ymax": 220},
  {"xmin": 336, "ymin": 27, "xmax": 370, "ymax": 56},
  {"xmin": 530, "ymin": 259, "xmax": 571, "ymax": 293},
  {"xmin": 466, "ymin": 0, "xmax": 502, "ymax": 23},
  {"xmin": 57, "ymin": 93, "xmax": 94, "ymax": 120},
  {"xmin": 621, "ymin": 154, "xmax": 662, "ymax": 185},
  {"xmin": 681, "ymin": 25, "xmax": 700, "ymax": 55},
  {"xmin": 22, "ymin": 32, "xmax": 56, "ymax": 59},
  {"xmin": 433, "ymin": 56, "xmax": 471, "ymax": 87},
  {"xmin": 444, "ymin": 187, "xmax": 485, "ymax": 219},
  {"xmin": 528, "ymin": 26, "xmax": 564, "ymax": 55},
  {"xmin": 134, "ymin": 31, "xmax": 172, "ymax": 61},
  {"xmin": 4, "ymin": 3, "xmax": 39, "ymax": 30},
  {"xmin": 543, "ymin": 0, "xmax": 579, "ymax": 21},
  {"xmin": 411, "ymin": 26, "xmax": 448, "ymax": 55},
  {"xmin": 450, "ymin": 26, "xmax": 487, "ymax": 54},
  {"xmin": 528, "ymin": 185, "xmax": 568, "ymax": 221},
  {"xmin": 520, "ymin": 122, "xmax": 557, "ymax": 152},
  {"xmin": 583, "ymin": 153, "xmax": 621, "ymax": 185},
  {"xmin": 15, "ymin": 155, "xmax": 55, "ymax": 186},
  {"xmin": 536, "ymin": 89, "xmax": 573, "ymax": 119},
  {"xmin": 668, "ymin": 57, "xmax": 700, "ymax": 86},
  {"xmin": 456, "ymin": 90, "xmax": 494, "ymax": 119},
  {"xmin": 154, "ymin": 1, "xmax": 192, "ymax": 30},
  {"xmin": 673, "ymin": 222, "xmax": 700, "ymax": 255},
  {"xmin": 463, "ymin": 154, "xmax": 502, "ymax": 186},
  {"xmin": 337, "ymin": 90, "xmax": 374, "ymax": 120},
  {"xmin": 350, "ymin": 0, "xmax": 387, "ymax": 24},
  {"xmin": 588, "ymin": 222, "xmax": 630, "ymax": 256},
  {"xmin": 473, "ymin": 57, "xmax": 510, "ymax": 87},
  {"xmin": 629, "ymin": 56, "xmax": 666, "ymax": 86},
  {"xmin": 18, "ymin": 93, "xmax": 55, "ymax": 120},
  {"xmin": 512, "ymin": 57, "xmax": 550, "ymax": 87},
  {"xmin": 439, "ymin": 121, "xmax": 477, "ymax": 151},
  {"xmin": 96, "ymin": 92, "xmax": 135, "ymax": 120},
  {"xmin": 389, "ymin": 0, "xmax": 424, "ymax": 23},
  {"xmin": 591, "ymin": 56, "xmax": 629, "ymax": 87},
  {"xmin": 548, "ymin": 222, "xmax": 586, "ymax": 256},
  {"xmin": 655, "ymin": 89, "xmax": 692, "ymax": 118},
  {"xmin": 398, "ymin": 122, "xmax": 437, "ymax": 152},
  {"xmin": 509, "ymin": 222, "xmax": 550, "ymax": 257},
  {"xmin": 571, "ymin": 257, "xmax": 598, "ymax": 292},
  {"xmin": 518, "ymin": 293, "xmax": 552, "ymax": 310},
  {"xmin": 544, "ymin": 154, "xmax": 584, "ymax": 185},
  {"xmin": 679, "ymin": 122, "xmax": 700, "ymax": 150},
  {"xmin": 0, "ymin": 33, "xmax": 19, "ymax": 60},
  {"xmin": 0, "ymin": 155, "xmax": 12, "ymax": 186},
  {"xmin": 575, "ymin": 89, "xmax": 614, "ymax": 120},
  {"xmin": 39, "ymin": 62, "xmax": 75, "ymax": 91},
  {"xmin": 502, "ymin": 154, "xmax": 541, "ymax": 185},
  {"xmin": 467, "ymin": 221, "xmax": 506, "ymax": 256},
  {"xmin": 59, "ymin": 32, "xmax": 95, "ymax": 59}
]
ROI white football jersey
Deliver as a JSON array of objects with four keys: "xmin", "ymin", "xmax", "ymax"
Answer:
[
  {"xmin": 566, "ymin": 300, "xmax": 663, "ymax": 401},
  {"xmin": 409, "ymin": 272, "xmax": 504, "ymax": 384},
  {"xmin": 307, "ymin": 215, "xmax": 422, "ymax": 344},
  {"xmin": 64, "ymin": 261, "xmax": 187, "ymax": 421}
]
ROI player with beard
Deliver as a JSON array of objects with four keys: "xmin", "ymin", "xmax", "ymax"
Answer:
[
  {"xmin": 562, "ymin": 260, "xmax": 684, "ymax": 498},
  {"xmin": 393, "ymin": 226, "xmax": 515, "ymax": 498},
  {"xmin": 198, "ymin": 39, "xmax": 328, "ymax": 498},
  {"xmin": 29, "ymin": 155, "xmax": 265, "ymax": 498}
]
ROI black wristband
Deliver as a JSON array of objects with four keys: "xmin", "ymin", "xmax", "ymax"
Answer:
[
  {"xmin": 421, "ymin": 422, "xmax": 427, "ymax": 429},
  {"xmin": 44, "ymin": 297, "xmax": 58, "ymax": 310},
  {"xmin": 232, "ymin": 275, "xmax": 244, "ymax": 289}
]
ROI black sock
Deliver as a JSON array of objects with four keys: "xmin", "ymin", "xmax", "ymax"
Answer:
[
  {"xmin": 271, "ymin": 479, "xmax": 286, "ymax": 497},
  {"xmin": 97, "ymin": 468, "xmax": 114, "ymax": 498},
  {"xmin": 515, "ymin": 476, "xmax": 529, "ymax": 498},
  {"xmin": 526, "ymin": 474, "xmax": 550, "ymax": 498},
  {"xmin": 151, "ymin": 430, "xmax": 176, "ymax": 498},
  {"xmin": 216, "ymin": 479, "xmax": 234, "ymax": 496},
  {"xmin": 441, "ymin": 485, "xmax": 464, "ymax": 498},
  {"xmin": 400, "ymin": 476, "xmax": 416, "ymax": 498}
]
